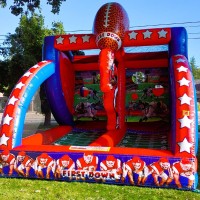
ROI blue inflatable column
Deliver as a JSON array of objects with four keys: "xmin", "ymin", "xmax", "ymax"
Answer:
[{"xmin": 42, "ymin": 36, "xmax": 74, "ymax": 125}]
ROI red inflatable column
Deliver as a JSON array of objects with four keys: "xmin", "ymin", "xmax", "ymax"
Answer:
[
  {"xmin": 93, "ymin": 2, "xmax": 129, "ymax": 131},
  {"xmin": 99, "ymin": 49, "xmax": 117, "ymax": 130},
  {"xmin": 115, "ymin": 49, "xmax": 125, "ymax": 129}
]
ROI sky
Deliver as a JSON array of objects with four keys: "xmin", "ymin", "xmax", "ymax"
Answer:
[{"xmin": 0, "ymin": 0, "xmax": 200, "ymax": 66}]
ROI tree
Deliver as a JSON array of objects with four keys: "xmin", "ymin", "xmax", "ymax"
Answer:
[
  {"xmin": 1, "ymin": 14, "xmax": 50, "ymax": 94},
  {"xmin": 190, "ymin": 57, "xmax": 200, "ymax": 80},
  {"xmin": 0, "ymin": 0, "xmax": 66, "ymax": 16},
  {"xmin": 0, "ymin": 59, "xmax": 9, "ymax": 93},
  {"xmin": 1, "ymin": 14, "xmax": 66, "ymax": 94},
  {"xmin": 0, "ymin": 14, "xmax": 66, "ymax": 126}
]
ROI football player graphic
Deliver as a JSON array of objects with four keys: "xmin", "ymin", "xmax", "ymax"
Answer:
[
  {"xmin": 75, "ymin": 102, "xmax": 98, "ymax": 121},
  {"xmin": 100, "ymin": 155, "xmax": 122, "ymax": 182},
  {"xmin": 76, "ymin": 152, "xmax": 98, "ymax": 171},
  {"xmin": 55, "ymin": 154, "xmax": 75, "ymax": 179},
  {"xmin": 146, "ymin": 158, "xmax": 173, "ymax": 187},
  {"xmin": 0, "ymin": 149, "xmax": 15, "ymax": 176},
  {"xmin": 14, "ymin": 151, "xmax": 35, "ymax": 177},
  {"xmin": 172, "ymin": 158, "xmax": 195, "ymax": 189},
  {"xmin": 76, "ymin": 152, "xmax": 98, "ymax": 180},
  {"xmin": 33, "ymin": 153, "xmax": 56, "ymax": 179},
  {"xmin": 122, "ymin": 156, "xmax": 148, "ymax": 185}
]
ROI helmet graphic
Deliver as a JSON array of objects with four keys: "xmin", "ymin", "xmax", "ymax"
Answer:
[
  {"xmin": 84, "ymin": 152, "xmax": 93, "ymax": 164},
  {"xmin": 18, "ymin": 151, "xmax": 26, "ymax": 161},
  {"xmin": 106, "ymin": 155, "xmax": 116, "ymax": 168},
  {"xmin": 159, "ymin": 158, "xmax": 170, "ymax": 170},
  {"xmin": 131, "ymin": 157, "xmax": 142, "ymax": 170},
  {"xmin": 180, "ymin": 158, "xmax": 192, "ymax": 171},
  {"xmin": 1, "ymin": 149, "xmax": 10, "ymax": 161},
  {"xmin": 61, "ymin": 155, "xmax": 70, "ymax": 167}
]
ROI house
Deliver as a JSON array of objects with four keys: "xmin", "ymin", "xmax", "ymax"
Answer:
[
  {"xmin": 195, "ymin": 79, "xmax": 200, "ymax": 102},
  {"xmin": 0, "ymin": 93, "xmax": 8, "ymax": 112}
]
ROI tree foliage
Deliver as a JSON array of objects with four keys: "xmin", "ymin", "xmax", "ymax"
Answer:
[
  {"xmin": 0, "ymin": 59, "xmax": 9, "ymax": 92},
  {"xmin": 0, "ymin": 14, "xmax": 65, "ymax": 96},
  {"xmin": 0, "ymin": 0, "xmax": 66, "ymax": 16},
  {"xmin": 0, "ymin": 12, "xmax": 84, "ymax": 125},
  {"xmin": 190, "ymin": 57, "xmax": 200, "ymax": 80},
  {"xmin": 0, "ymin": 13, "xmax": 67, "ymax": 125}
]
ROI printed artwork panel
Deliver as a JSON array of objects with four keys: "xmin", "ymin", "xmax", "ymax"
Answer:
[
  {"xmin": 74, "ymin": 71, "xmax": 105, "ymax": 121},
  {"xmin": 125, "ymin": 68, "xmax": 170, "ymax": 123},
  {"xmin": 0, "ymin": 150, "xmax": 197, "ymax": 190}
]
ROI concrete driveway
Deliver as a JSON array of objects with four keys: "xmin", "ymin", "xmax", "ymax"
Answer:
[{"xmin": 0, "ymin": 111, "xmax": 200, "ymax": 138}]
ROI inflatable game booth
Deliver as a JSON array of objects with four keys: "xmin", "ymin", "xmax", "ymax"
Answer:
[{"xmin": 0, "ymin": 2, "xmax": 198, "ymax": 190}]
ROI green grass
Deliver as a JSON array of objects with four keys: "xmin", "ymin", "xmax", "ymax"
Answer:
[{"xmin": 0, "ymin": 178, "xmax": 200, "ymax": 200}]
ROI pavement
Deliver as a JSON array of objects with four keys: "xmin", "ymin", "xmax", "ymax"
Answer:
[
  {"xmin": 0, "ymin": 112, "xmax": 54, "ymax": 137},
  {"xmin": 16, "ymin": 111, "xmax": 198, "ymax": 142},
  {"xmin": 0, "ymin": 111, "xmax": 45, "ymax": 123},
  {"xmin": 1, "ymin": 111, "xmax": 199, "ymax": 124}
]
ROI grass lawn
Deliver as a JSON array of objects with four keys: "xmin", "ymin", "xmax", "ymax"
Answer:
[{"xmin": 0, "ymin": 178, "xmax": 200, "ymax": 200}]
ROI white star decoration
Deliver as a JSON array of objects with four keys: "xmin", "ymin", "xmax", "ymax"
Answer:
[
  {"xmin": 177, "ymin": 66, "xmax": 188, "ymax": 73},
  {"xmin": 69, "ymin": 35, "xmax": 77, "ymax": 43},
  {"xmin": 41, "ymin": 60, "xmax": 48, "ymax": 63},
  {"xmin": 0, "ymin": 133, "xmax": 9, "ymax": 146},
  {"xmin": 82, "ymin": 35, "xmax": 90, "ymax": 42},
  {"xmin": 3, "ymin": 114, "xmax": 13, "ymax": 125},
  {"xmin": 129, "ymin": 31, "xmax": 138, "ymax": 39},
  {"xmin": 8, "ymin": 96, "xmax": 18, "ymax": 105},
  {"xmin": 15, "ymin": 82, "xmax": 25, "ymax": 89},
  {"xmin": 53, "ymin": 29, "xmax": 171, "ymax": 47},
  {"xmin": 178, "ymin": 93, "xmax": 192, "ymax": 105},
  {"xmin": 23, "ymin": 71, "xmax": 33, "ymax": 77},
  {"xmin": 177, "ymin": 77, "xmax": 190, "ymax": 86},
  {"xmin": 158, "ymin": 29, "xmax": 167, "ymax": 38},
  {"xmin": 143, "ymin": 30, "xmax": 152, "ymax": 39},
  {"xmin": 56, "ymin": 36, "xmax": 64, "ymax": 44},
  {"xmin": 176, "ymin": 58, "xmax": 186, "ymax": 63},
  {"xmin": 32, "ymin": 64, "xmax": 40, "ymax": 69},
  {"xmin": 178, "ymin": 138, "xmax": 193, "ymax": 153},
  {"xmin": 178, "ymin": 115, "xmax": 193, "ymax": 128}
]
